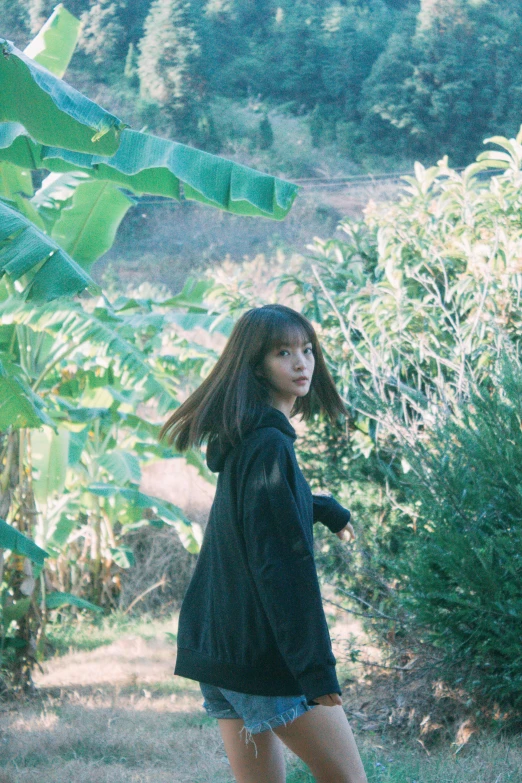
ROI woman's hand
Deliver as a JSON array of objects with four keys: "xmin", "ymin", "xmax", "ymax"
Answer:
[
  {"xmin": 314, "ymin": 693, "xmax": 343, "ymax": 706},
  {"xmin": 335, "ymin": 522, "xmax": 355, "ymax": 542}
]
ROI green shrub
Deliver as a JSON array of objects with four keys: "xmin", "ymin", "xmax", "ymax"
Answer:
[{"xmin": 397, "ymin": 354, "xmax": 522, "ymax": 710}]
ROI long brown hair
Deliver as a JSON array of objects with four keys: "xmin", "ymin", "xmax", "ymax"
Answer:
[{"xmin": 159, "ymin": 304, "xmax": 346, "ymax": 451}]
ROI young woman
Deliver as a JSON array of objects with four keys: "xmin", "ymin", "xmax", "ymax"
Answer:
[{"xmin": 161, "ymin": 304, "xmax": 367, "ymax": 783}]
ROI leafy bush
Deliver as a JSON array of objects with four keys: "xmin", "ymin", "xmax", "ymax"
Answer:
[
  {"xmin": 288, "ymin": 134, "xmax": 522, "ymax": 712},
  {"xmin": 397, "ymin": 354, "xmax": 522, "ymax": 710}
]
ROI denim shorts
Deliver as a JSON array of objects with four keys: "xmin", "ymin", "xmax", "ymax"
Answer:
[{"xmin": 199, "ymin": 681, "xmax": 317, "ymax": 757}]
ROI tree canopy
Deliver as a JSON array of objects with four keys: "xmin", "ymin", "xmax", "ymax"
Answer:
[{"xmin": 4, "ymin": 0, "xmax": 522, "ymax": 164}]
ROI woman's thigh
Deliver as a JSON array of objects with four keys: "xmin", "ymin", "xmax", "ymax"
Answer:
[
  {"xmin": 273, "ymin": 705, "xmax": 368, "ymax": 783},
  {"xmin": 218, "ymin": 718, "xmax": 286, "ymax": 783}
]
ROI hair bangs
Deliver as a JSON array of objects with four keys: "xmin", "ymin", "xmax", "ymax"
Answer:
[{"xmin": 261, "ymin": 310, "xmax": 314, "ymax": 355}]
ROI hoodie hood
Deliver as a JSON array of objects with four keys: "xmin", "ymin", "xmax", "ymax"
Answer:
[{"xmin": 206, "ymin": 405, "xmax": 297, "ymax": 473}]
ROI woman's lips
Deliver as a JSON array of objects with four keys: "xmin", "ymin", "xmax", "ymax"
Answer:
[{"xmin": 294, "ymin": 378, "xmax": 309, "ymax": 385}]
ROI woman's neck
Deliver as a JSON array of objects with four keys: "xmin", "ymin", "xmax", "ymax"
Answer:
[{"xmin": 268, "ymin": 394, "xmax": 296, "ymax": 421}]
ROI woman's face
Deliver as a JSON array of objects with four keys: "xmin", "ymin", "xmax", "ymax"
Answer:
[{"xmin": 258, "ymin": 337, "xmax": 315, "ymax": 405}]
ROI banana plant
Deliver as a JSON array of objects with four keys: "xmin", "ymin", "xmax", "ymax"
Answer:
[
  {"xmin": 0, "ymin": 2, "xmax": 298, "ymax": 688},
  {"xmin": 0, "ymin": 279, "xmax": 227, "ymax": 686}
]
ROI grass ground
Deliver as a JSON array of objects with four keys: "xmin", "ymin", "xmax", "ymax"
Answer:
[{"xmin": 1, "ymin": 614, "xmax": 521, "ymax": 783}]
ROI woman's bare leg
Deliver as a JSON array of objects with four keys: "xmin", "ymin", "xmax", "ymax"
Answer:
[
  {"xmin": 273, "ymin": 705, "xmax": 367, "ymax": 783},
  {"xmin": 218, "ymin": 718, "xmax": 286, "ymax": 783}
]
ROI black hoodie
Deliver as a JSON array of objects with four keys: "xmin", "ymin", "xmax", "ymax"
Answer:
[{"xmin": 173, "ymin": 405, "xmax": 352, "ymax": 704}]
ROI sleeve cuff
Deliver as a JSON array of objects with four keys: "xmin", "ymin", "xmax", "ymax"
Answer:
[
  {"xmin": 298, "ymin": 665, "xmax": 341, "ymax": 704},
  {"xmin": 313, "ymin": 495, "xmax": 351, "ymax": 534}
]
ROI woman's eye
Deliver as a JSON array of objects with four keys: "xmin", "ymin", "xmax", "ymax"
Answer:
[
  {"xmin": 305, "ymin": 347, "xmax": 313, "ymax": 354},
  {"xmin": 279, "ymin": 350, "xmax": 289, "ymax": 356}
]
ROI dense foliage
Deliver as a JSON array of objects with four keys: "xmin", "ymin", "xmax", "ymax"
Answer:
[
  {"xmin": 398, "ymin": 354, "xmax": 522, "ymax": 710},
  {"xmin": 4, "ymin": 1, "xmax": 522, "ymax": 164},
  {"xmin": 301, "ymin": 138, "xmax": 522, "ymax": 712}
]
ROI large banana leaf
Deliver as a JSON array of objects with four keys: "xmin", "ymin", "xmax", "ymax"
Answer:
[
  {"xmin": 51, "ymin": 179, "xmax": 134, "ymax": 271},
  {"xmin": 0, "ymin": 40, "xmax": 125, "ymax": 156},
  {"xmin": 0, "ymin": 518, "xmax": 48, "ymax": 563},
  {"xmin": 98, "ymin": 451, "xmax": 142, "ymax": 485},
  {"xmin": 24, "ymin": 4, "xmax": 81, "ymax": 79},
  {"xmin": 0, "ymin": 199, "xmax": 96, "ymax": 301},
  {"xmin": 87, "ymin": 483, "xmax": 202, "ymax": 553},
  {"xmin": 0, "ymin": 126, "xmax": 299, "ymax": 219}
]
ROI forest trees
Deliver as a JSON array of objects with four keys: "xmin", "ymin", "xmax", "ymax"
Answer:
[
  {"xmin": 137, "ymin": 0, "xmax": 218, "ymax": 147},
  {"xmin": 362, "ymin": 0, "xmax": 522, "ymax": 162},
  {"xmin": 4, "ymin": 0, "xmax": 522, "ymax": 165}
]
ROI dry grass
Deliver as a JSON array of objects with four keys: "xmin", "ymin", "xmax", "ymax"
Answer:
[
  {"xmin": 1, "ymin": 613, "xmax": 521, "ymax": 782},
  {"xmin": 1, "ymin": 624, "xmax": 230, "ymax": 783}
]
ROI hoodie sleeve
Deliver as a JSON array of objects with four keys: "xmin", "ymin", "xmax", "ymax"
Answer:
[
  {"xmin": 312, "ymin": 494, "xmax": 351, "ymax": 534},
  {"xmin": 241, "ymin": 436, "xmax": 341, "ymax": 704}
]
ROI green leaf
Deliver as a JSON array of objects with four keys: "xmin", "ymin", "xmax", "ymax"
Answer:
[
  {"xmin": 167, "ymin": 311, "xmax": 234, "ymax": 333},
  {"xmin": 31, "ymin": 426, "xmax": 70, "ymax": 503},
  {"xmin": 0, "ymin": 123, "xmax": 44, "ymax": 169},
  {"xmin": 45, "ymin": 591, "xmax": 103, "ymax": 612},
  {"xmin": 51, "ymin": 180, "xmax": 134, "ymax": 271},
  {"xmin": 98, "ymin": 451, "xmax": 142, "ymax": 485},
  {"xmin": 0, "ymin": 161, "xmax": 33, "ymax": 198},
  {"xmin": 88, "ymin": 128, "xmax": 299, "ymax": 217},
  {"xmin": 24, "ymin": 4, "xmax": 81, "ymax": 79},
  {"xmin": 162, "ymin": 277, "xmax": 213, "ymax": 310},
  {"xmin": 0, "ymin": 199, "xmax": 97, "ymax": 301},
  {"xmin": 0, "ymin": 359, "xmax": 53, "ymax": 429},
  {"xmin": 0, "ymin": 42, "xmax": 125, "ymax": 155},
  {"xmin": 86, "ymin": 483, "xmax": 155, "ymax": 505},
  {"xmin": 0, "ymin": 162, "xmax": 46, "ymax": 229},
  {"xmin": 85, "ymin": 482, "xmax": 199, "ymax": 551},
  {"xmin": 68, "ymin": 427, "xmax": 89, "ymax": 466},
  {"xmin": 0, "ymin": 518, "xmax": 48, "ymax": 563},
  {"xmin": 31, "ymin": 170, "xmax": 90, "ymax": 232},
  {"xmin": 46, "ymin": 513, "xmax": 76, "ymax": 551},
  {"xmin": 185, "ymin": 448, "xmax": 217, "ymax": 486},
  {"xmin": 0, "ymin": 126, "xmax": 298, "ymax": 220},
  {"xmin": 110, "ymin": 546, "xmax": 135, "ymax": 569},
  {"xmin": 0, "ymin": 299, "xmax": 170, "ymax": 398}
]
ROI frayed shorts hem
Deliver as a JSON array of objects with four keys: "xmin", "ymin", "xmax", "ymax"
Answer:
[
  {"xmin": 216, "ymin": 703, "xmax": 307, "ymax": 734},
  {"xmin": 199, "ymin": 681, "xmax": 317, "ymax": 758}
]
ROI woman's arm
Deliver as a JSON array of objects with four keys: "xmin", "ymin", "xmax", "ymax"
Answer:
[
  {"xmin": 312, "ymin": 493, "xmax": 352, "ymax": 534},
  {"xmin": 242, "ymin": 437, "xmax": 342, "ymax": 705}
]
